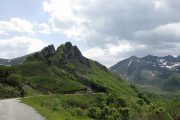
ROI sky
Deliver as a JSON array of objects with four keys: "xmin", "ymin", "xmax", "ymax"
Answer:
[{"xmin": 0, "ymin": 0, "xmax": 180, "ymax": 67}]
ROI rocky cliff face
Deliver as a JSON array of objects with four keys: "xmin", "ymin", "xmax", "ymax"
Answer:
[
  {"xmin": 62, "ymin": 42, "xmax": 89, "ymax": 65},
  {"xmin": 41, "ymin": 44, "xmax": 55, "ymax": 57},
  {"xmin": 25, "ymin": 42, "xmax": 90, "ymax": 68},
  {"xmin": 0, "ymin": 42, "xmax": 90, "ymax": 67}
]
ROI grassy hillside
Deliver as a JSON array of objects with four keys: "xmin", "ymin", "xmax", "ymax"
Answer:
[
  {"xmin": 22, "ymin": 93, "xmax": 180, "ymax": 120},
  {"xmin": 1, "ymin": 42, "xmax": 179, "ymax": 119},
  {"xmin": 22, "ymin": 94, "xmax": 103, "ymax": 120}
]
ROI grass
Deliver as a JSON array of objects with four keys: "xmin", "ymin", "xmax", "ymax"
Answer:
[
  {"xmin": 1, "ymin": 42, "xmax": 180, "ymax": 119},
  {"xmin": 22, "ymin": 93, "xmax": 105, "ymax": 120},
  {"xmin": 87, "ymin": 61, "xmax": 139, "ymax": 103},
  {"xmin": 136, "ymin": 84, "xmax": 180, "ymax": 101},
  {"xmin": 15, "ymin": 61, "xmax": 86, "ymax": 94}
]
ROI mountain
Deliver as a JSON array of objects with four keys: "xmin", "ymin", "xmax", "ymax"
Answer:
[
  {"xmin": 0, "ymin": 42, "xmax": 137, "ymax": 98},
  {"xmin": 0, "ymin": 55, "xmax": 30, "ymax": 66},
  {"xmin": 1, "ymin": 43, "xmax": 179, "ymax": 119},
  {"xmin": 0, "ymin": 42, "xmax": 141, "ymax": 119},
  {"xmin": 110, "ymin": 55, "xmax": 180, "ymax": 91}
]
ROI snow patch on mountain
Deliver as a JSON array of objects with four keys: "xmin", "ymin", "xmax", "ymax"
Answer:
[
  {"xmin": 128, "ymin": 60, "xmax": 132, "ymax": 66},
  {"xmin": 165, "ymin": 62, "xmax": 180, "ymax": 70}
]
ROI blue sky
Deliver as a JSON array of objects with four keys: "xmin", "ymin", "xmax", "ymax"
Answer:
[
  {"xmin": 0, "ymin": 0, "xmax": 44, "ymax": 21},
  {"xmin": 0, "ymin": 0, "xmax": 79, "ymax": 44},
  {"xmin": 0, "ymin": 0, "xmax": 180, "ymax": 67},
  {"xmin": 0, "ymin": 0, "xmax": 89, "ymax": 59}
]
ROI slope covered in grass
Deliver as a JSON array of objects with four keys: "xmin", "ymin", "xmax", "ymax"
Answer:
[
  {"xmin": 22, "ymin": 94, "xmax": 102, "ymax": 120},
  {"xmin": 1, "ymin": 42, "xmax": 179, "ymax": 119},
  {"xmin": 3, "ymin": 42, "xmax": 137, "ymax": 97}
]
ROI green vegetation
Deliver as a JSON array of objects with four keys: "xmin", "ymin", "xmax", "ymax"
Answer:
[
  {"xmin": 22, "ymin": 92, "xmax": 180, "ymax": 120},
  {"xmin": 1, "ymin": 42, "xmax": 179, "ymax": 119},
  {"xmin": 22, "ymin": 93, "xmax": 141, "ymax": 120},
  {"xmin": 0, "ymin": 66, "xmax": 24, "ymax": 98},
  {"xmin": 22, "ymin": 94, "xmax": 95, "ymax": 120}
]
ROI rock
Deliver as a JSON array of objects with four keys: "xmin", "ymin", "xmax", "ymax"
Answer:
[
  {"xmin": 63, "ymin": 42, "xmax": 89, "ymax": 66},
  {"xmin": 41, "ymin": 44, "xmax": 55, "ymax": 57}
]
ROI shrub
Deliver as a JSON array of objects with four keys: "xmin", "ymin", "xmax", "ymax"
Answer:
[
  {"xmin": 116, "ymin": 97, "xmax": 127, "ymax": 107},
  {"xmin": 52, "ymin": 105, "xmax": 59, "ymax": 111},
  {"xmin": 101, "ymin": 106, "xmax": 120, "ymax": 120},
  {"xmin": 137, "ymin": 92, "xmax": 150, "ymax": 105},
  {"xmin": 88, "ymin": 107, "xmax": 101, "ymax": 119},
  {"xmin": 67, "ymin": 99, "xmax": 88, "ymax": 109},
  {"xmin": 120, "ymin": 107, "xmax": 130, "ymax": 120},
  {"xmin": 137, "ymin": 99, "xmax": 144, "ymax": 106},
  {"xmin": 106, "ymin": 94, "xmax": 115, "ymax": 105},
  {"xmin": 8, "ymin": 74, "xmax": 22, "ymax": 87},
  {"xmin": 137, "ymin": 92, "xmax": 144, "ymax": 99},
  {"xmin": 75, "ymin": 108, "xmax": 84, "ymax": 116}
]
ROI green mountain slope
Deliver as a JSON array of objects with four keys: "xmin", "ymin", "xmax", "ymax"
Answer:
[{"xmin": 1, "ymin": 42, "xmax": 179, "ymax": 120}]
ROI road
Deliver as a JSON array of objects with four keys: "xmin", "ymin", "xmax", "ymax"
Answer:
[{"xmin": 0, "ymin": 98, "xmax": 45, "ymax": 120}]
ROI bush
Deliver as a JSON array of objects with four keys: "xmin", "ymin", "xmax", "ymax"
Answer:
[
  {"xmin": 137, "ymin": 99, "xmax": 144, "ymax": 106},
  {"xmin": 137, "ymin": 92, "xmax": 144, "ymax": 99},
  {"xmin": 76, "ymin": 108, "xmax": 84, "ymax": 116},
  {"xmin": 137, "ymin": 92, "xmax": 150, "ymax": 105},
  {"xmin": 67, "ymin": 99, "xmax": 88, "ymax": 109},
  {"xmin": 52, "ymin": 105, "xmax": 59, "ymax": 111},
  {"xmin": 106, "ymin": 94, "xmax": 115, "ymax": 105},
  {"xmin": 8, "ymin": 74, "xmax": 22, "ymax": 87},
  {"xmin": 88, "ymin": 107, "xmax": 101, "ymax": 119},
  {"xmin": 116, "ymin": 97, "xmax": 127, "ymax": 107},
  {"xmin": 120, "ymin": 107, "xmax": 130, "ymax": 120}
]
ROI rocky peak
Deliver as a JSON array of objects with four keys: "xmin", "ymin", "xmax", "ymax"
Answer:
[
  {"xmin": 65, "ymin": 42, "xmax": 73, "ymax": 49},
  {"xmin": 177, "ymin": 55, "xmax": 180, "ymax": 60},
  {"xmin": 143, "ymin": 55, "xmax": 158, "ymax": 59},
  {"xmin": 129, "ymin": 56, "xmax": 139, "ymax": 60},
  {"xmin": 142, "ymin": 55, "xmax": 159, "ymax": 63},
  {"xmin": 62, "ymin": 42, "xmax": 89, "ymax": 65},
  {"xmin": 41, "ymin": 44, "xmax": 55, "ymax": 57},
  {"xmin": 163, "ymin": 55, "xmax": 175, "ymax": 61}
]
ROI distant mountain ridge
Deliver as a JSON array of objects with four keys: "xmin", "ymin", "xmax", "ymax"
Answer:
[
  {"xmin": 0, "ymin": 55, "xmax": 30, "ymax": 66},
  {"xmin": 110, "ymin": 55, "xmax": 180, "ymax": 91}
]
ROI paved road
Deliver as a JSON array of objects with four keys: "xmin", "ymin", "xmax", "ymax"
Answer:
[{"xmin": 0, "ymin": 98, "xmax": 45, "ymax": 120}]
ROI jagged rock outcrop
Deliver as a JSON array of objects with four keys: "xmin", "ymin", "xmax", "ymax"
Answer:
[
  {"xmin": 0, "ymin": 42, "xmax": 90, "ymax": 68},
  {"xmin": 41, "ymin": 44, "xmax": 55, "ymax": 57},
  {"xmin": 62, "ymin": 42, "xmax": 89, "ymax": 65}
]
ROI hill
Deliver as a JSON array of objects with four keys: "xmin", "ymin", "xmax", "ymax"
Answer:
[
  {"xmin": 0, "ymin": 55, "xmax": 30, "ymax": 66},
  {"xmin": 0, "ymin": 42, "xmax": 139, "ymax": 119},
  {"xmin": 1, "ymin": 43, "xmax": 179, "ymax": 119}
]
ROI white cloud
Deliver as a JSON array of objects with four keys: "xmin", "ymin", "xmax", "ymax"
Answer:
[
  {"xmin": 83, "ymin": 40, "xmax": 145, "ymax": 67},
  {"xmin": 136, "ymin": 22, "xmax": 180, "ymax": 44},
  {"xmin": 43, "ymin": 0, "xmax": 87, "ymax": 38},
  {"xmin": 35, "ymin": 23, "xmax": 52, "ymax": 34},
  {"xmin": 0, "ymin": 18, "xmax": 34, "ymax": 35},
  {"xmin": 42, "ymin": 0, "xmax": 180, "ymax": 66},
  {"xmin": 0, "ymin": 18, "xmax": 53, "ymax": 35},
  {"xmin": 42, "ymin": 0, "xmax": 180, "ymax": 45},
  {"xmin": 0, "ymin": 36, "xmax": 48, "ymax": 58}
]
